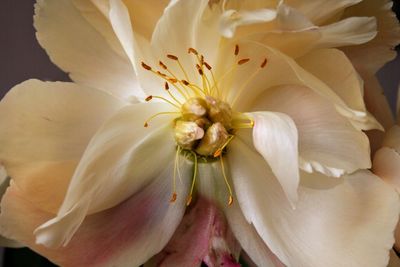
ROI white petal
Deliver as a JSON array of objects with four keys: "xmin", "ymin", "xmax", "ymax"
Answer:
[
  {"xmin": 34, "ymin": 103, "xmax": 177, "ymax": 247},
  {"xmin": 251, "ymin": 85, "xmax": 371, "ymax": 176},
  {"xmin": 34, "ymin": 0, "xmax": 141, "ymax": 99},
  {"xmin": 228, "ymin": 139, "xmax": 399, "ymax": 267},
  {"xmin": 0, "ymin": 159, "xmax": 191, "ymax": 266},
  {"xmin": 383, "ymin": 125, "xmax": 400, "ymax": 153},
  {"xmin": 250, "ymin": 112, "xmax": 299, "ymax": 207}
]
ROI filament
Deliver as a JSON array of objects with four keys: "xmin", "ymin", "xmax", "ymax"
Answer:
[
  {"xmin": 186, "ymin": 151, "xmax": 198, "ymax": 206},
  {"xmin": 214, "ymin": 135, "xmax": 235, "ymax": 158},
  {"xmin": 144, "ymin": 112, "xmax": 179, "ymax": 127},
  {"xmin": 219, "ymin": 155, "xmax": 234, "ymax": 206}
]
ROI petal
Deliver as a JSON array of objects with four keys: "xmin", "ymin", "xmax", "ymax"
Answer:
[
  {"xmin": 251, "ymin": 85, "xmax": 371, "ymax": 176},
  {"xmin": 0, "ymin": 80, "xmax": 124, "ymax": 164},
  {"xmin": 121, "ymin": 0, "xmax": 170, "ymax": 40},
  {"xmin": 388, "ymin": 250, "xmax": 400, "ymax": 267},
  {"xmin": 373, "ymin": 147, "xmax": 400, "ymax": 190},
  {"xmin": 0, "ymin": 158, "xmax": 191, "ymax": 267},
  {"xmin": 34, "ymin": 0, "xmax": 142, "ymax": 99},
  {"xmin": 342, "ymin": 0, "xmax": 400, "ymax": 73},
  {"xmin": 383, "ymin": 125, "xmax": 400, "ymax": 152},
  {"xmin": 228, "ymin": 139, "xmax": 399, "ymax": 267},
  {"xmin": 146, "ymin": 198, "xmax": 217, "ymax": 267},
  {"xmin": 224, "ymin": 201, "xmax": 285, "ymax": 267},
  {"xmin": 285, "ymin": 0, "xmax": 362, "ymax": 25},
  {"xmin": 250, "ymin": 111, "xmax": 299, "ymax": 206},
  {"xmin": 34, "ymin": 102, "xmax": 177, "ymax": 247}
]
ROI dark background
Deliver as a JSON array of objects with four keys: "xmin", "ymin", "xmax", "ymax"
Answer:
[{"xmin": 0, "ymin": 1, "xmax": 399, "ymax": 267}]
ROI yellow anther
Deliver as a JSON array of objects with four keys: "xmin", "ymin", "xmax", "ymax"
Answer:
[{"xmin": 170, "ymin": 193, "xmax": 177, "ymax": 203}]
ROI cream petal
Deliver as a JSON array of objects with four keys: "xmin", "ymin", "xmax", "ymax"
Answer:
[
  {"xmin": 251, "ymin": 85, "xmax": 371, "ymax": 176},
  {"xmin": 121, "ymin": 0, "xmax": 170, "ymax": 40},
  {"xmin": 342, "ymin": 0, "xmax": 400, "ymax": 73},
  {"xmin": 34, "ymin": 102, "xmax": 177, "ymax": 247},
  {"xmin": 383, "ymin": 125, "xmax": 400, "ymax": 152},
  {"xmin": 297, "ymin": 48, "xmax": 365, "ymax": 114},
  {"xmin": 220, "ymin": 8, "xmax": 277, "ymax": 38},
  {"xmin": 0, "ymin": 79, "xmax": 124, "ymax": 175},
  {"xmin": 250, "ymin": 112, "xmax": 299, "ymax": 206},
  {"xmin": 34, "ymin": 0, "xmax": 142, "ymax": 99},
  {"xmin": 317, "ymin": 16, "xmax": 377, "ymax": 48},
  {"xmin": 284, "ymin": 0, "xmax": 362, "ymax": 25},
  {"xmin": 224, "ymin": 201, "xmax": 285, "ymax": 267},
  {"xmin": 220, "ymin": 41, "xmax": 363, "ymax": 124},
  {"xmin": 0, "ymin": 158, "xmax": 191, "ymax": 267},
  {"xmin": 373, "ymin": 147, "xmax": 400, "ymax": 190},
  {"xmin": 228, "ymin": 139, "xmax": 399, "ymax": 267}
]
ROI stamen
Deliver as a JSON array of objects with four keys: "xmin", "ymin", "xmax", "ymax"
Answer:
[
  {"xmin": 167, "ymin": 54, "xmax": 179, "ymax": 60},
  {"xmin": 171, "ymin": 146, "xmax": 181, "ymax": 203},
  {"xmin": 145, "ymin": 95, "xmax": 180, "ymax": 109},
  {"xmin": 186, "ymin": 151, "xmax": 198, "ymax": 206},
  {"xmin": 204, "ymin": 62, "xmax": 212, "ymax": 70},
  {"xmin": 238, "ymin": 58, "xmax": 250, "ymax": 65},
  {"xmin": 144, "ymin": 112, "xmax": 179, "ymax": 127},
  {"xmin": 141, "ymin": 62, "xmax": 152, "ymax": 70},
  {"xmin": 159, "ymin": 61, "xmax": 168, "ymax": 70},
  {"xmin": 188, "ymin": 48, "xmax": 199, "ymax": 55},
  {"xmin": 234, "ymin": 44, "xmax": 239, "ymax": 56},
  {"xmin": 213, "ymin": 135, "xmax": 235, "ymax": 158},
  {"xmin": 231, "ymin": 58, "xmax": 268, "ymax": 106},
  {"xmin": 219, "ymin": 155, "xmax": 234, "ymax": 206}
]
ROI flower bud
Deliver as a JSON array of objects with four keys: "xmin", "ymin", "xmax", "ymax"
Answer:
[
  {"xmin": 196, "ymin": 122, "xmax": 229, "ymax": 156},
  {"xmin": 174, "ymin": 120, "xmax": 205, "ymax": 149}
]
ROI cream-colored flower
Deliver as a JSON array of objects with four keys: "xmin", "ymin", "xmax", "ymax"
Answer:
[{"xmin": 0, "ymin": 0, "xmax": 399, "ymax": 266}]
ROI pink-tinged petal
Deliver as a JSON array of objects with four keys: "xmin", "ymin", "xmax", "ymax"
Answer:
[
  {"xmin": 388, "ymin": 250, "xmax": 400, "ymax": 267},
  {"xmin": 0, "ymin": 156, "xmax": 191, "ymax": 267},
  {"xmin": 146, "ymin": 198, "xmax": 216, "ymax": 267},
  {"xmin": 228, "ymin": 139, "xmax": 399, "ymax": 267},
  {"xmin": 34, "ymin": 0, "xmax": 141, "ymax": 100},
  {"xmin": 251, "ymin": 111, "xmax": 299, "ymax": 207},
  {"xmin": 34, "ymin": 102, "xmax": 177, "ymax": 248},
  {"xmin": 251, "ymin": 85, "xmax": 371, "ymax": 177},
  {"xmin": 373, "ymin": 147, "xmax": 400, "ymax": 190}
]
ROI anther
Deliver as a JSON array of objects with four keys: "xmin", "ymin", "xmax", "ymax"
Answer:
[
  {"xmin": 164, "ymin": 82, "xmax": 169, "ymax": 90},
  {"xmin": 198, "ymin": 68, "xmax": 204, "ymax": 76},
  {"xmin": 188, "ymin": 48, "xmax": 198, "ymax": 55},
  {"xmin": 182, "ymin": 80, "xmax": 190, "ymax": 86},
  {"xmin": 144, "ymin": 122, "xmax": 149, "ymax": 127},
  {"xmin": 167, "ymin": 54, "xmax": 179, "ymax": 60},
  {"xmin": 228, "ymin": 195, "xmax": 233, "ymax": 205},
  {"xmin": 204, "ymin": 62, "xmax": 212, "ymax": 70},
  {"xmin": 170, "ymin": 193, "xmax": 177, "ymax": 203},
  {"xmin": 159, "ymin": 61, "xmax": 168, "ymax": 70},
  {"xmin": 238, "ymin": 58, "xmax": 250, "ymax": 65},
  {"xmin": 156, "ymin": 71, "xmax": 167, "ymax": 77},
  {"xmin": 261, "ymin": 58, "xmax": 268, "ymax": 68},
  {"xmin": 234, "ymin": 44, "xmax": 239, "ymax": 56},
  {"xmin": 145, "ymin": 95, "xmax": 153, "ymax": 101},
  {"xmin": 186, "ymin": 195, "xmax": 193, "ymax": 206},
  {"xmin": 141, "ymin": 62, "xmax": 152, "ymax": 70},
  {"xmin": 169, "ymin": 78, "xmax": 178, "ymax": 83}
]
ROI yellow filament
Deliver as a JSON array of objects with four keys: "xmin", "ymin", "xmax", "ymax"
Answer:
[
  {"xmin": 148, "ymin": 96, "xmax": 181, "ymax": 109},
  {"xmin": 231, "ymin": 67, "xmax": 262, "ymax": 107},
  {"xmin": 171, "ymin": 146, "xmax": 181, "ymax": 203},
  {"xmin": 186, "ymin": 151, "xmax": 198, "ymax": 206},
  {"xmin": 219, "ymin": 155, "xmax": 234, "ymax": 206},
  {"xmin": 214, "ymin": 135, "xmax": 235, "ymax": 158},
  {"xmin": 165, "ymin": 84, "xmax": 183, "ymax": 106},
  {"xmin": 144, "ymin": 112, "xmax": 179, "ymax": 127},
  {"xmin": 148, "ymin": 68, "xmax": 189, "ymax": 100}
]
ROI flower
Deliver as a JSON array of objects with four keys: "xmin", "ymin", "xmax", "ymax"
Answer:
[{"xmin": 0, "ymin": 0, "xmax": 399, "ymax": 266}]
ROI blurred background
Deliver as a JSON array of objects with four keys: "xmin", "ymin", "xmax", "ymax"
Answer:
[{"xmin": 0, "ymin": 0, "xmax": 399, "ymax": 266}]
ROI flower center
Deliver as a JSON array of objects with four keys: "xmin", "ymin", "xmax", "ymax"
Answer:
[{"xmin": 141, "ymin": 46, "xmax": 265, "ymax": 206}]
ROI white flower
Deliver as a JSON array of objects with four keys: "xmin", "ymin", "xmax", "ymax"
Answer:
[{"xmin": 0, "ymin": 0, "xmax": 399, "ymax": 266}]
